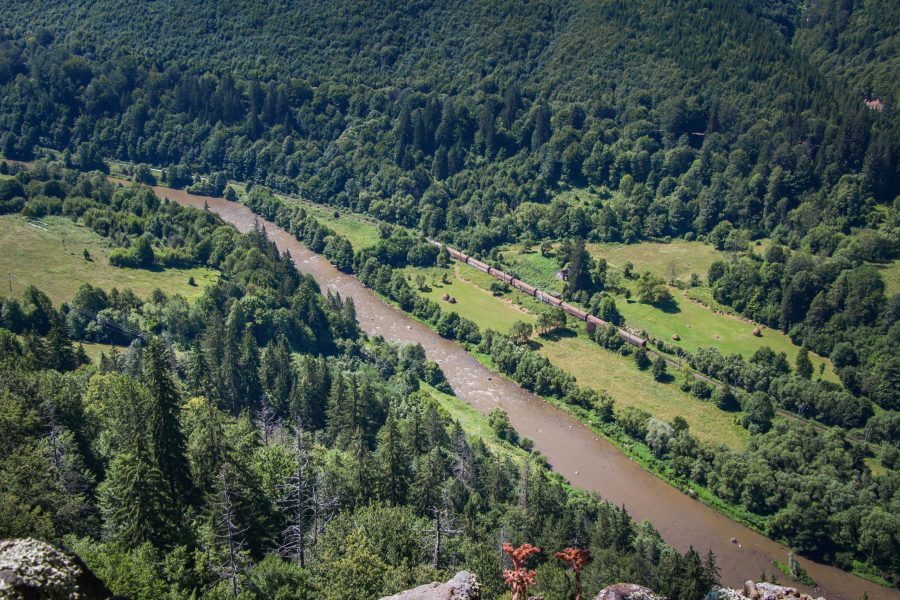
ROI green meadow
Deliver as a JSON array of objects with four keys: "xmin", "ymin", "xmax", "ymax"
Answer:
[
  {"xmin": 587, "ymin": 240, "xmax": 723, "ymax": 283},
  {"xmin": 0, "ymin": 215, "xmax": 218, "ymax": 306},
  {"xmin": 402, "ymin": 265, "xmax": 537, "ymax": 335},
  {"xmin": 535, "ymin": 332, "xmax": 749, "ymax": 449},
  {"xmin": 501, "ymin": 241, "xmax": 838, "ymax": 382},
  {"xmin": 403, "ymin": 262, "xmax": 749, "ymax": 449}
]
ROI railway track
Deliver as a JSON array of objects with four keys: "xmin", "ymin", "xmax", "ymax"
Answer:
[{"xmin": 438, "ymin": 242, "xmax": 869, "ymax": 446}]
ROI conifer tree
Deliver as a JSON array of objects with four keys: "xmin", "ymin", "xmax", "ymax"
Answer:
[
  {"xmin": 375, "ymin": 411, "xmax": 409, "ymax": 506},
  {"xmin": 261, "ymin": 335, "xmax": 293, "ymax": 418},
  {"xmin": 239, "ymin": 324, "xmax": 262, "ymax": 412},
  {"xmin": 99, "ymin": 447, "xmax": 175, "ymax": 547},
  {"xmin": 45, "ymin": 310, "xmax": 77, "ymax": 371},
  {"xmin": 796, "ymin": 347, "xmax": 813, "ymax": 379},
  {"xmin": 144, "ymin": 337, "xmax": 192, "ymax": 507},
  {"xmin": 189, "ymin": 394, "xmax": 226, "ymax": 494},
  {"xmin": 186, "ymin": 338, "xmax": 214, "ymax": 399}
]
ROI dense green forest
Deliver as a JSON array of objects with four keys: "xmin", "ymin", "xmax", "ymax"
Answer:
[
  {"xmin": 243, "ymin": 184, "xmax": 900, "ymax": 584},
  {"xmin": 0, "ymin": 0, "xmax": 898, "ymax": 590},
  {"xmin": 0, "ymin": 168, "xmax": 725, "ymax": 599}
]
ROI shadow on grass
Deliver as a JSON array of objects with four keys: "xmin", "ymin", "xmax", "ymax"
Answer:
[
  {"xmin": 539, "ymin": 327, "xmax": 578, "ymax": 342},
  {"xmin": 652, "ymin": 298, "xmax": 681, "ymax": 314},
  {"xmin": 654, "ymin": 373, "xmax": 675, "ymax": 384}
]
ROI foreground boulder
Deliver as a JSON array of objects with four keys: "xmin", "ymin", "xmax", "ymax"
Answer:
[
  {"xmin": 596, "ymin": 583, "xmax": 666, "ymax": 600},
  {"xmin": 0, "ymin": 538, "xmax": 115, "ymax": 600},
  {"xmin": 711, "ymin": 580, "xmax": 825, "ymax": 600},
  {"xmin": 380, "ymin": 571, "xmax": 480, "ymax": 600}
]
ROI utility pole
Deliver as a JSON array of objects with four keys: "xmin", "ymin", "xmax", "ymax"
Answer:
[{"xmin": 7, "ymin": 273, "xmax": 11, "ymax": 294}]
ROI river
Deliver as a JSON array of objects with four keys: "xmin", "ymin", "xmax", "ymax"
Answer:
[{"xmin": 138, "ymin": 182, "xmax": 896, "ymax": 599}]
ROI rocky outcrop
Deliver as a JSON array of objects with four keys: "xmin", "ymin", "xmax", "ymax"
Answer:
[
  {"xmin": 0, "ymin": 538, "xmax": 116, "ymax": 600},
  {"xmin": 595, "ymin": 583, "xmax": 666, "ymax": 600},
  {"xmin": 380, "ymin": 571, "xmax": 480, "ymax": 600},
  {"xmin": 711, "ymin": 580, "xmax": 825, "ymax": 600}
]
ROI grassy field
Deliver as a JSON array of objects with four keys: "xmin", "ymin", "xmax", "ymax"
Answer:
[
  {"xmin": 403, "ymin": 265, "xmax": 537, "ymax": 334},
  {"xmin": 500, "ymin": 249, "xmax": 566, "ymax": 294},
  {"xmin": 230, "ymin": 184, "xmax": 382, "ymax": 250},
  {"xmin": 77, "ymin": 340, "xmax": 128, "ymax": 363},
  {"xmin": 536, "ymin": 332, "xmax": 749, "ymax": 449},
  {"xmin": 285, "ymin": 198, "xmax": 382, "ymax": 250},
  {"xmin": 618, "ymin": 288, "xmax": 838, "ymax": 381},
  {"xmin": 0, "ymin": 215, "xmax": 218, "ymax": 306},
  {"xmin": 501, "ymin": 241, "xmax": 838, "ymax": 381},
  {"xmin": 422, "ymin": 383, "xmax": 524, "ymax": 460},
  {"xmin": 873, "ymin": 260, "xmax": 900, "ymax": 296},
  {"xmin": 403, "ymin": 263, "xmax": 749, "ymax": 448},
  {"xmin": 587, "ymin": 240, "xmax": 723, "ymax": 283}
]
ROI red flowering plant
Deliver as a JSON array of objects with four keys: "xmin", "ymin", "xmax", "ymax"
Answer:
[
  {"xmin": 554, "ymin": 547, "xmax": 592, "ymax": 600},
  {"xmin": 502, "ymin": 542, "xmax": 541, "ymax": 600}
]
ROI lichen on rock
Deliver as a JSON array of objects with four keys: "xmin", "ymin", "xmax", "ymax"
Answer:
[
  {"xmin": 595, "ymin": 583, "xmax": 666, "ymax": 600},
  {"xmin": 0, "ymin": 538, "xmax": 115, "ymax": 600},
  {"xmin": 380, "ymin": 570, "xmax": 481, "ymax": 600}
]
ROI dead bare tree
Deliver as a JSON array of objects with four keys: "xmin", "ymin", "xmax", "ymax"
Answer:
[
  {"xmin": 419, "ymin": 505, "xmax": 462, "ymax": 570},
  {"xmin": 278, "ymin": 423, "xmax": 337, "ymax": 565},
  {"xmin": 278, "ymin": 422, "xmax": 313, "ymax": 567},
  {"xmin": 214, "ymin": 466, "xmax": 248, "ymax": 598},
  {"xmin": 307, "ymin": 467, "xmax": 338, "ymax": 551},
  {"xmin": 518, "ymin": 453, "xmax": 532, "ymax": 509},
  {"xmin": 451, "ymin": 426, "xmax": 475, "ymax": 486},
  {"xmin": 257, "ymin": 396, "xmax": 279, "ymax": 445}
]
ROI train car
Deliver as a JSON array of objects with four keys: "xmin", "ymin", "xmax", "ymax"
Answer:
[
  {"xmin": 618, "ymin": 329, "xmax": 647, "ymax": 347},
  {"xmin": 511, "ymin": 278, "xmax": 538, "ymax": 296},
  {"xmin": 560, "ymin": 302, "xmax": 589, "ymax": 321},
  {"xmin": 585, "ymin": 314, "xmax": 608, "ymax": 332},
  {"xmin": 467, "ymin": 257, "xmax": 490, "ymax": 273},
  {"xmin": 447, "ymin": 247, "xmax": 467, "ymax": 262},
  {"xmin": 546, "ymin": 295, "xmax": 563, "ymax": 307},
  {"xmin": 487, "ymin": 267, "xmax": 514, "ymax": 284}
]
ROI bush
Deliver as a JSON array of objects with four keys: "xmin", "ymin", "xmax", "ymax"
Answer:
[{"xmin": 488, "ymin": 408, "xmax": 519, "ymax": 444}]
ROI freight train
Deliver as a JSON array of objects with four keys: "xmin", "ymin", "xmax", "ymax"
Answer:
[{"xmin": 442, "ymin": 245, "xmax": 647, "ymax": 348}]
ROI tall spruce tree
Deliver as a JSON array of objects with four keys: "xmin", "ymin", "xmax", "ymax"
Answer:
[
  {"xmin": 144, "ymin": 336, "xmax": 192, "ymax": 507},
  {"xmin": 375, "ymin": 410, "xmax": 409, "ymax": 506}
]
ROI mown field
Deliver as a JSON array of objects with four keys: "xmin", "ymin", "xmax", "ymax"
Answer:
[
  {"xmin": 536, "ymin": 332, "xmax": 749, "ymax": 449},
  {"xmin": 403, "ymin": 265, "xmax": 538, "ymax": 334},
  {"xmin": 501, "ymin": 242, "xmax": 839, "ymax": 382},
  {"xmin": 403, "ymin": 262, "xmax": 749, "ymax": 449},
  {"xmin": 0, "ymin": 215, "xmax": 218, "ymax": 305},
  {"xmin": 587, "ymin": 240, "xmax": 723, "ymax": 282}
]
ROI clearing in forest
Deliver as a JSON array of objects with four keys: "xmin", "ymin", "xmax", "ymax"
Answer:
[
  {"xmin": 403, "ymin": 262, "xmax": 749, "ymax": 449},
  {"xmin": 0, "ymin": 215, "xmax": 218, "ymax": 305},
  {"xmin": 501, "ymin": 242, "xmax": 838, "ymax": 382}
]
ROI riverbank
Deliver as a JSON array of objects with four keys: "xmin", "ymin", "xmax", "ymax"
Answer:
[{"xmin": 146, "ymin": 181, "xmax": 895, "ymax": 599}]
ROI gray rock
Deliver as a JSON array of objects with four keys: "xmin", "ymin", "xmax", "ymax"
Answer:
[
  {"xmin": 595, "ymin": 583, "xmax": 666, "ymax": 600},
  {"xmin": 380, "ymin": 571, "xmax": 480, "ymax": 600},
  {"xmin": 0, "ymin": 538, "xmax": 116, "ymax": 600},
  {"xmin": 717, "ymin": 580, "xmax": 825, "ymax": 600}
]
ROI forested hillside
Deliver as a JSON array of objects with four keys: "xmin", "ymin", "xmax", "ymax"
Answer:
[
  {"xmin": 0, "ymin": 167, "xmax": 723, "ymax": 599},
  {"xmin": 2, "ymin": 0, "xmax": 894, "ymax": 430},
  {"xmin": 0, "ymin": 0, "xmax": 898, "ymax": 591}
]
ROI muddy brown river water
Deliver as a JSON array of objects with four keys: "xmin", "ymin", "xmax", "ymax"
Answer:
[{"xmin": 148, "ymin": 183, "xmax": 895, "ymax": 599}]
